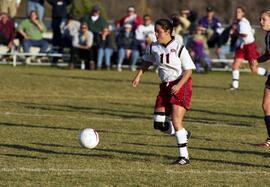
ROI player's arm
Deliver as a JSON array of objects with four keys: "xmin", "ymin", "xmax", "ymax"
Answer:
[
  {"xmin": 251, "ymin": 51, "xmax": 270, "ymax": 66},
  {"xmin": 171, "ymin": 69, "xmax": 192, "ymax": 95},
  {"xmin": 132, "ymin": 61, "xmax": 152, "ymax": 88}
]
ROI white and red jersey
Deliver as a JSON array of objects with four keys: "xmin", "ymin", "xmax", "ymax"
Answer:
[
  {"xmin": 142, "ymin": 38, "xmax": 195, "ymax": 82},
  {"xmin": 238, "ymin": 17, "xmax": 255, "ymax": 44}
]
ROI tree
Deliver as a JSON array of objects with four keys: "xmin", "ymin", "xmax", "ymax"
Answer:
[{"xmin": 70, "ymin": 0, "xmax": 107, "ymax": 19}]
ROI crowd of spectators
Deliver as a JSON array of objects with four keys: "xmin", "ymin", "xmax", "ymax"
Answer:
[{"xmin": 0, "ymin": 2, "xmax": 249, "ymax": 72}]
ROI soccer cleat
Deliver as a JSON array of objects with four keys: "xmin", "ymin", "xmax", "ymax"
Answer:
[
  {"xmin": 256, "ymin": 138, "xmax": 270, "ymax": 148},
  {"xmin": 172, "ymin": 157, "xmax": 190, "ymax": 165},
  {"xmin": 226, "ymin": 86, "xmax": 238, "ymax": 91}
]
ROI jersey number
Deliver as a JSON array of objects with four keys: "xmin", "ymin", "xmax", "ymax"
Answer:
[{"xmin": 160, "ymin": 53, "xmax": 170, "ymax": 64}]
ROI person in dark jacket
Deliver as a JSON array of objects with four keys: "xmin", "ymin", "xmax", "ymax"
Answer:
[
  {"xmin": 47, "ymin": 0, "xmax": 71, "ymax": 47},
  {"xmin": 81, "ymin": 5, "xmax": 107, "ymax": 41},
  {"xmin": 96, "ymin": 26, "xmax": 113, "ymax": 70},
  {"xmin": 116, "ymin": 23, "xmax": 139, "ymax": 71}
]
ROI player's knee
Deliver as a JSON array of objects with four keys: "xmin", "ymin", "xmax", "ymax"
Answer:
[
  {"xmin": 153, "ymin": 112, "xmax": 166, "ymax": 131},
  {"xmin": 262, "ymin": 102, "xmax": 270, "ymax": 114}
]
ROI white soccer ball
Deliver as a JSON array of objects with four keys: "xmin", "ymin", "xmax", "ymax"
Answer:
[{"xmin": 78, "ymin": 128, "xmax": 99, "ymax": 149}]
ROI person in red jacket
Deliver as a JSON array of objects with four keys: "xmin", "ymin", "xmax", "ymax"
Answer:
[
  {"xmin": 116, "ymin": 6, "xmax": 142, "ymax": 32},
  {"xmin": 0, "ymin": 13, "xmax": 15, "ymax": 51}
]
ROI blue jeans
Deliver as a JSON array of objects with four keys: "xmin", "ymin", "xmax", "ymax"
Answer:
[
  {"xmin": 195, "ymin": 53, "xmax": 211, "ymax": 72},
  {"xmin": 117, "ymin": 48, "xmax": 140, "ymax": 68},
  {"xmin": 27, "ymin": 1, "xmax": 44, "ymax": 20},
  {"xmin": 219, "ymin": 44, "xmax": 231, "ymax": 59},
  {"xmin": 97, "ymin": 48, "xmax": 113, "ymax": 68},
  {"xmin": 22, "ymin": 39, "xmax": 49, "ymax": 53}
]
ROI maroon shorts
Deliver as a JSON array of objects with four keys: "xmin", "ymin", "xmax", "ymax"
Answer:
[
  {"xmin": 234, "ymin": 41, "xmax": 260, "ymax": 62},
  {"xmin": 155, "ymin": 77, "xmax": 192, "ymax": 110}
]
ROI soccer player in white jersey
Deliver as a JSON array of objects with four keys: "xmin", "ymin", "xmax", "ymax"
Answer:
[
  {"xmin": 132, "ymin": 19, "xmax": 196, "ymax": 165},
  {"xmin": 230, "ymin": 6, "xmax": 268, "ymax": 90}
]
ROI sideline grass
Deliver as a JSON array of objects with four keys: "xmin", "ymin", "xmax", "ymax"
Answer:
[{"xmin": 0, "ymin": 66, "xmax": 269, "ymax": 186}]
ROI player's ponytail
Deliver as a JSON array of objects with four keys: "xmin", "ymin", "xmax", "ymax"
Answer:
[{"xmin": 155, "ymin": 19, "xmax": 173, "ymax": 35}]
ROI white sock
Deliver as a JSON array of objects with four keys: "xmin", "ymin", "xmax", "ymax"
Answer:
[
  {"xmin": 232, "ymin": 70, "xmax": 240, "ymax": 88},
  {"xmin": 257, "ymin": 67, "xmax": 267, "ymax": 76},
  {"xmin": 175, "ymin": 128, "xmax": 189, "ymax": 159}
]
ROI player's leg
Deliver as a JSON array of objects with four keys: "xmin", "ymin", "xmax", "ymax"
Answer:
[
  {"xmin": 230, "ymin": 58, "xmax": 242, "ymax": 90},
  {"xmin": 258, "ymin": 84, "xmax": 270, "ymax": 147},
  {"xmin": 171, "ymin": 105, "xmax": 189, "ymax": 165},
  {"xmin": 153, "ymin": 107, "xmax": 165, "ymax": 129},
  {"xmin": 247, "ymin": 42, "xmax": 268, "ymax": 76}
]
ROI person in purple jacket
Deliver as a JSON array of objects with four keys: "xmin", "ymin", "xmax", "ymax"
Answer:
[{"xmin": 198, "ymin": 5, "xmax": 222, "ymax": 49}]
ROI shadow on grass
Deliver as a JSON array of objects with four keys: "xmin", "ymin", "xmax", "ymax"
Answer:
[
  {"xmin": 0, "ymin": 122, "xmax": 166, "ymax": 137},
  {"xmin": 0, "ymin": 143, "xmax": 113, "ymax": 159},
  {"xmin": 0, "ymin": 153, "xmax": 47, "ymax": 160},
  {"xmin": 95, "ymin": 147, "xmax": 270, "ymax": 169},
  {"xmin": 189, "ymin": 146, "xmax": 270, "ymax": 158},
  {"xmin": 0, "ymin": 122, "xmax": 79, "ymax": 131},
  {"xmin": 32, "ymin": 142, "xmax": 79, "ymax": 149},
  {"xmin": 191, "ymin": 157, "xmax": 270, "ymax": 169},
  {"xmin": 24, "ymin": 72, "xmax": 157, "ymax": 85},
  {"xmin": 6, "ymin": 101, "xmax": 257, "ymax": 127},
  {"xmin": 9, "ymin": 101, "xmax": 150, "ymax": 120},
  {"xmin": 191, "ymin": 108, "xmax": 262, "ymax": 120}
]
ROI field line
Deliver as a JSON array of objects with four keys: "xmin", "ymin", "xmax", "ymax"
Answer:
[{"xmin": 0, "ymin": 167, "xmax": 269, "ymax": 175}]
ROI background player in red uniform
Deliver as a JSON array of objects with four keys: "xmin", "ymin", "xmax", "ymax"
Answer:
[
  {"xmin": 230, "ymin": 6, "xmax": 268, "ymax": 90},
  {"xmin": 132, "ymin": 19, "xmax": 195, "ymax": 165}
]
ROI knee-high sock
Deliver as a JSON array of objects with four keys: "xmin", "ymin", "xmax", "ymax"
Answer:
[
  {"xmin": 232, "ymin": 70, "xmax": 240, "ymax": 88},
  {"xmin": 264, "ymin": 116, "xmax": 270, "ymax": 138},
  {"xmin": 175, "ymin": 128, "xmax": 188, "ymax": 159}
]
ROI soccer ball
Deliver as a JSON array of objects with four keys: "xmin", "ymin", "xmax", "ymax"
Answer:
[{"xmin": 78, "ymin": 128, "xmax": 99, "ymax": 149}]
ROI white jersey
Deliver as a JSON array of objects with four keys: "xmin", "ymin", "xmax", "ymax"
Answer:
[
  {"xmin": 238, "ymin": 17, "xmax": 255, "ymax": 44},
  {"xmin": 135, "ymin": 24, "xmax": 156, "ymax": 42},
  {"xmin": 142, "ymin": 38, "xmax": 195, "ymax": 82}
]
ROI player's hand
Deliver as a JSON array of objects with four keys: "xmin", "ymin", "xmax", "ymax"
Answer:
[
  {"xmin": 171, "ymin": 84, "xmax": 181, "ymax": 95},
  {"xmin": 132, "ymin": 76, "xmax": 140, "ymax": 88}
]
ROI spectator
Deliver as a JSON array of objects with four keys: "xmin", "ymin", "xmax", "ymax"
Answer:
[
  {"xmin": 60, "ymin": 14, "xmax": 80, "ymax": 49},
  {"xmin": 218, "ymin": 21, "xmax": 238, "ymax": 60},
  {"xmin": 171, "ymin": 16, "xmax": 184, "ymax": 45},
  {"xmin": 47, "ymin": 0, "xmax": 72, "ymax": 48},
  {"xmin": 198, "ymin": 5, "xmax": 222, "ymax": 49},
  {"xmin": 177, "ymin": 8, "xmax": 191, "ymax": 45},
  {"xmin": 187, "ymin": 9, "xmax": 198, "ymax": 35},
  {"xmin": 132, "ymin": 14, "xmax": 155, "ymax": 68},
  {"xmin": 96, "ymin": 26, "xmax": 113, "ymax": 70},
  {"xmin": 0, "ymin": 0, "xmax": 21, "ymax": 18},
  {"xmin": 189, "ymin": 26, "xmax": 211, "ymax": 73},
  {"xmin": 27, "ymin": 0, "xmax": 45, "ymax": 21},
  {"xmin": 71, "ymin": 23, "xmax": 94, "ymax": 70},
  {"xmin": 81, "ymin": 5, "xmax": 107, "ymax": 40},
  {"xmin": 116, "ymin": 23, "xmax": 138, "ymax": 71},
  {"xmin": 0, "ymin": 13, "xmax": 15, "ymax": 51},
  {"xmin": 116, "ymin": 6, "xmax": 142, "ymax": 32},
  {"xmin": 135, "ymin": 14, "xmax": 155, "ymax": 45},
  {"xmin": 18, "ymin": 10, "xmax": 49, "ymax": 62}
]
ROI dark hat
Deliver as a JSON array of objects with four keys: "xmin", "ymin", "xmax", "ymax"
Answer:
[
  {"xmin": 91, "ymin": 5, "xmax": 100, "ymax": 13},
  {"xmin": 206, "ymin": 5, "xmax": 214, "ymax": 12}
]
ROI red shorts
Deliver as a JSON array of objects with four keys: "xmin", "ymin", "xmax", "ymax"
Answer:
[
  {"xmin": 234, "ymin": 41, "xmax": 260, "ymax": 62},
  {"xmin": 155, "ymin": 77, "xmax": 192, "ymax": 110}
]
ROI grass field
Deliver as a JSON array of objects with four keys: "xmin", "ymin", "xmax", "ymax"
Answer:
[{"xmin": 0, "ymin": 65, "xmax": 269, "ymax": 186}]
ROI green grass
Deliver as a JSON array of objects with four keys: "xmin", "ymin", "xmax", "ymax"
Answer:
[{"xmin": 0, "ymin": 66, "xmax": 269, "ymax": 186}]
